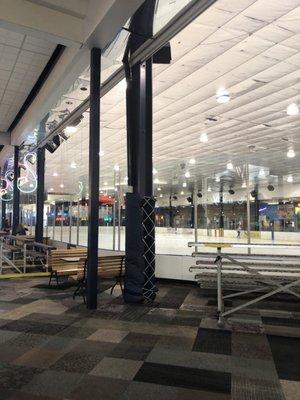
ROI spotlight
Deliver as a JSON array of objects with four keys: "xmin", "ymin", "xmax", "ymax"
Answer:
[
  {"xmin": 216, "ymin": 88, "xmax": 230, "ymax": 103},
  {"xmin": 228, "ymin": 189, "xmax": 235, "ymax": 195},
  {"xmin": 197, "ymin": 192, "xmax": 203, "ymax": 198},
  {"xmin": 267, "ymin": 184, "xmax": 274, "ymax": 191},
  {"xmin": 227, "ymin": 161, "xmax": 233, "ymax": 170},
  {"xmin": 200, "ymin": 132, "xmax": 208, "ymax": 143},
  {"xmin": 172, "ymin": 195, "xmax": 178, "ymax": 200},
  {"xmin": 287, "ymin": 148, "xmax": 295, "ymax": 158},
  {"xmin": 251, "ymin": 190, "xmax": 257, "ymax": 197},
  {"xmin": 286, "ymin": 103, "xmax": 299, "ymax": 116},
  {"xmin": 187, "ymin": 196, "xmax": 193, "ymax": 203},
  {"xmin": 182, "ymin": 182, "xmax": 187, "ymax": 187}
]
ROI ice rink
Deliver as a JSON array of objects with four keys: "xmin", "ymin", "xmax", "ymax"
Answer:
[{"xmin": 42, "ymin": 226, "xmax": 300, "ymax": 256}]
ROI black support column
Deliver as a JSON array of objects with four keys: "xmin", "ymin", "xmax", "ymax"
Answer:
[
  {"xmin": 124, "ymin": 0, "xmax": 157, "ymax": 303},
  {"xmin": 219, "ymin": 184, "xmax": 224, "ymax": 237},
  {"xmin": 86, "ymin": 47, "xmax": 101, "ymax": 310},
  {"xmin": 1, "ymin": 200, "xmax": 6, "ymax": 229},
  {"xmin": 12, "ymin": 146, "xmax": 20, "ymax": 235},
  {"xmin": 35, "ymin": 147, "xmax": 45, "ymax": 243}
]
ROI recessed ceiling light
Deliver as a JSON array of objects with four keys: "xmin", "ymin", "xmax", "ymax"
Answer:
[
  {"xmin": 182, "ymin": 182, "xmax": 187, "ymax": 188},
  {"xmin": 286, "ymin": 103, "xmax": 299, "ymax": 116},
  {"xmin": 60, "ymin": 183, "xmax": 64, "ymax": 188},
  {"xmin": 287, "ymin": 175, "xmax": 293, "ymax": 183},
  {"xmin": 200, "ymin": 132, "xmax": 208, "ymax": 143},
  {"xmin": 185, "ymin": 171, "xmax": 190, "ymax": 178},
  {"xmin": 65, "ymin": 126, "xmax": 77, "ymax": 134},
  {"xmin": 70, "ymin": 162, "xmax": 77, "ymax": 169},
  {"xmin": 99, "ymin": 150, "xmax": 104, "ymax": 156},
  {"xmin": 180, "ymin": 191, "xmax": 184, "ymax": 195},
  {"xmin": 207, "ymin": 186, "xmax": 212, "ymax": 192},
  {"xmin": 216, "ymin": 88, "xmax": 230, "ymax": 104},
  {"xmin": 153, "ymin": 168, "xmax": 157, "ymax": 174},
  {"xmin": 227, "ymin": 161, "xmax": 233, "ymax": 170},
  {"xmin": 159, "ymin": 194, "xmax": 163, "ymax": 198},
  {"xmin": 53, "ymin": 172, "xmax": 58, "ymax": 177},
  {"xmin": 189, "ymin": 158, "xmax": 196, "ymax": 165},
  {"xmin": 157, "ymin": 187, "xmax": 161, "ymax": 191},
  {"xmin": 287, "ymin": 148, "xmax": 295, "ymax": 158}
]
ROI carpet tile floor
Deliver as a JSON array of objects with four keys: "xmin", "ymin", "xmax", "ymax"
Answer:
[{"xmin": 0, "ymin": 277, "xmax": 299, "ymax": 399}]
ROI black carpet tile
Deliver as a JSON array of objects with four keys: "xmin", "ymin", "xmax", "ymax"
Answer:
[
  {"xmin": 193, "ymin": 328, "xmax": 231, "ymax": 355},
  {"xmin": 0, "ymin": 363, "xmax": 41, "ymax": 390},
  {"xmin": 134, "ymin": 362, "xmax": 231, "ymax": 393},
  {"xmin": 1, "ymin": 320, "xmax": 66, "ymax": 336},
  {"xmin": 262, "ymin": 316, "xmax": 300, "ymax": 327},
  {"xmin": 267, "ymin": 335, "xmax": 300, "ymax": 381}
]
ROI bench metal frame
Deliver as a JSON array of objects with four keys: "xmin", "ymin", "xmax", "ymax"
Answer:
[{"xmin": 188, "ymin": 242, "xmax": 300, "ymax": 325}]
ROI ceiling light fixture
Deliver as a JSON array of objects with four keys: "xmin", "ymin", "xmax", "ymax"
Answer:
[
  {"xmin": 242, "ymin": 181, "xmax": 246, "ymax": 188},
  {"xmin": 157, "ymin": 187, "xmax": 161, "ymax": 191},
  {"xmin": 59, "ymin": 183, "xmax": 64, "ymax": 188},
  {"xmin": 216, "ymin": 88, "xmax": 230, "ymax": 104},
  {"xmin": 70, "ymin": 162, "xmax": 77, "ymax": 169},
  {"xmin": 49, "ymin": 188, "xmax": 54, "ymax": 191},
  {"xmin": 286, "ymin": 103, "xmax": 299, "ymax": 116},
  {"xmin": 180, "ymin": 191, "xmax": 184, "ymax": 195},
  {"xmin": 287, "ymin": 148, "xmax": 295, "ymax": 158},
  {"xmin": 287, "ymin": 175, "xmax": 293, "ymax": 183},
  {"xmin": 258, "ymin": 169, "xmax": 265, "ymax": 177},
  {"xmin": 200, "ymin": 132, "xmax": 208, "ymax": 143},
  {"xmin": 53, "ymin": 172, "xmax": 58, "ymax": 177},
  {"xmin": 153, "ymin": 168, "xmax": 157, "ymax": 175},
  {"xmin": 185, "ymin": 171, "xmax": 191, "ymax": 178},
  {"xmin": 114, "ymin": 164, "xmax": 119, "ymax": 171},
  {"xmin": 189, "ymin": 158, "xmax": 196, "ymax": 165},
  {"xmin": 99, "ymin": 150, "xmax": 104, "ymax": 156},
  {"xmin": 159, "ymin": 194, "xmax": 163, "ymax": 198},
  {"xmin": 154, "ymin": 178, "xmax": 160, "ymax": 184},
  {"xmin": 182, "ymin": 182, "xmax": 187, "ymax": 188},
  {"xmin": 207, "ymin": 186, "xmax": 212, "ymax": 192},
  {"xmin": 215, "ymin": 176, "xmax": 220, "ymax": 182},
  {"xmin": 227, "ymin": 161, "xmax": 233, "ymax": 170},
  {"xmin": 65, "ymin": 126, "xmax": 78, "ymax": 134}
]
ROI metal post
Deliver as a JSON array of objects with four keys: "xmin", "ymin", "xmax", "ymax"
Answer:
[
  {"xmin": 193, "ymin": 183, "xmax": 198, "ymax": 253},
  {"xmin": 76, "ymin": 200, "xmax": 80, "ymax": 245},
  {"xmin": 35, "ymin": 147, "xmax": 45, "ymax": 243},
  {"xmin": 52, "ymin": 203, "xmax": 56, "ymax": 241},
  {"xmin": 219, "ymin": 184, "xmax": 224, "ymax": 237},
  {"xmin": 113, "ymin": 170, "xmax": 116, "ymax": 250},
  {"xmin": 124, "ymin": 0, "xmax": 156, "ymax": 303},
  {"xmin": 60, "ymin": 210, "xmax": 63, "ymax": 242},
  {"xmin": 1, "ymin": 200, "xmax": 6, "ymax": 229},
  {"xmin": 86, "ymin": 47, "xmax": 101, "ymax": 310},
  {"xmin": 29, "ymin": 211, "xmax": 33, "ymax": 235},
  {"xmin": 117, "ymin": 171, "xmax": 121, "ymax": 251},
  {"xmin": 45, "ymin": 205, "xmax": 49, "ymax": 242},
  {"xmin": 246, "ymin": 164, "xmax": 251, "ymax": 255},
  {"xmin": 216, "ymin": 247, "xmax": 223, "ymax": 325},
  {"xmin": 69, "ymin": 200, "xmax": 72, "ymax": 245},
  {"xmin": 12, "ymin": 146, "xmax": 20, "ymax": 234}
]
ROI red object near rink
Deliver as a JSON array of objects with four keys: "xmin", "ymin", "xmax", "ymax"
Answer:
[{"xmin": 99, "ymin": 194, "xmax": 115, "ymax": 205}]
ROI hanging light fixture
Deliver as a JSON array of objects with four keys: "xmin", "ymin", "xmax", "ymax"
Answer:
[
  {"xmin": 287, "ymin": 148, "xmax": 295, "ymax": 158},
  {"xmin": 216, "ymin": 88, "xmax": 230, "ymax": 104},
  {"xmin": 227, "ymin": 161, "xmax": 233, "ymax": 170},
  {"xmin": 286, "ymin": 103, "xmax": 299, "ymax": 116},
  {"xmin": 200, "ymin": 132, "xmax": 208, "ymax": 143}
]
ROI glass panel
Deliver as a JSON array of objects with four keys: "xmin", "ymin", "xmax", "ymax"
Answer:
[{"xmin": 154, "ymin": 0, "xmax": 193, "ymax": 34}]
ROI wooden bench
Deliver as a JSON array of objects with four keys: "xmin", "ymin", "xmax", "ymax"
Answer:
[
  {"xmin": 73, "ymin": 255, "xmax": 125, "ymax": 302},
  {"xmin": 49, "ymin": 248, "xmax": 87, "ymax": 285}
]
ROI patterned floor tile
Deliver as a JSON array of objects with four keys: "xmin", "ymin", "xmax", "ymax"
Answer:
[
  {"xmin": 69, "ymin": 375, "xmax": 130, "ymax": 400},
  {"xmin": 87, "ymin": 328, "xmax": 129, "ymax": 343},
  {"xmin": 21, "ymin": 369, "xmax": 83, "ymax": 398},
  {"xmin": 90, "ymin": 357, "xmax": 143, "ymax": 380},
  {"xmin": 0, "ymin": 363, "xmax": 41, "ymax": 390},
  {"xmin": 231, "ymin": 332, "xmax": 273, "ymax": 360},
  {"xmin": 193, "ymin": 327, "xmax": 231, "ymax": 355},
  {"xmin": 232, "ymin": 376, "xmax": 285, "ymax": 400},
  {"xmin": 134, "ymin": 362, "xmax": 231, "ymax": 393},
  {"xmin": 120, "ymin": 381, "xmax": 178, "ymax": 400}
]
